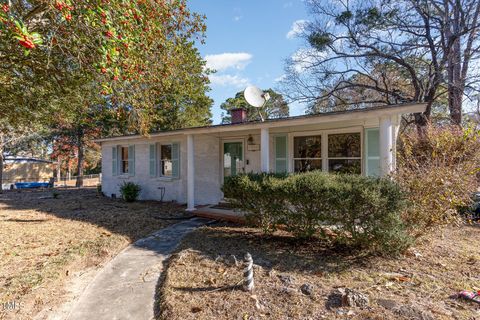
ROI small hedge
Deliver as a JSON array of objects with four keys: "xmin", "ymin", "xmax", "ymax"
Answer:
[
  {"xmin": 119, "ymin": 181, "xmax": 141, "ymax": 202},
  {"xmin": 222, "ymin": 172, "xmax": 412, "ymax": 255}
]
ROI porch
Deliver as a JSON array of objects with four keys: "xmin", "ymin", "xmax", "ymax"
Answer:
[
  {"xmin": 183, "ymin": 105, "xmax": 418, "ymax": 211},
  {"xmin": 193, "ymin": 204, "xmax": 247, "ymax": 224},
  {"xmin": 97, "ymin": 103, "xmax": 426, "ymax": 207}
]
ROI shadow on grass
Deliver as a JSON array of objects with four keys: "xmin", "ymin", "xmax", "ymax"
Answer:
[
  {"xmin": 172, "ymin": 284, "xmax": 241, "ymax": 293},
  {"xmin": 153, "ymin": 223, "xmax": 380, "ymax": 319},
  {"xmin": 174, "ymin": 225, "xmax": 373, "ymax": 275},
  {"xmin": 0, "ymin": 187, "xmax": 192, "ymax": 242},
  {"xmin": 4, "ymin": 218, "xmax": 48, "ymax": 223}
]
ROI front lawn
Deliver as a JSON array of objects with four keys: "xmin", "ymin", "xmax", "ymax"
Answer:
[
  {"xmin": 0, "ymin": 188, "xmax": 189, "ymax": 320},
  {"xmin": 159, "ymin": 224, "xmax": 480, "ymax": 319}
]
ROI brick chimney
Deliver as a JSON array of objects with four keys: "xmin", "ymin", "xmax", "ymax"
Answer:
[{"xmin": 230, "ymin": 108, "xmax": 247, "ymax": 124}]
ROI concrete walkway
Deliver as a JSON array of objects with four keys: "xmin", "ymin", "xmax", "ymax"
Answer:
[{"xmin": 67, "ymin": 217, "xmax": 211, "ymax": 320}]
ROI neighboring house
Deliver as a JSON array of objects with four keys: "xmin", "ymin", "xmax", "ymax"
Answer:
[
  {"xmin": 96, "ymin": 103, "xmax": 426, "ymax": 210},
  {"xmin": 2, "ymin": 157, "xmax": 54, "ymax": 190}
]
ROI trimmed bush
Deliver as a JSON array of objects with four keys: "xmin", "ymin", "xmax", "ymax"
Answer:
[
  {"xmin": 222, "ymin": 173, "xmax": 287, "ymax": 234},
  {"xmin": 119, "ymin": 181, "xmax": 141, "ymax": 202},
  {"xmin": 222, "ymin": 172, "xmax": 412, "ymax": 255}
]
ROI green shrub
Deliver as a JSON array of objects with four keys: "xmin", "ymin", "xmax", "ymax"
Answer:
[
  {"xmin": 327, "ymin": 174, "xmax": 412, "ymax": 253},
  {"xmin": 119, "ymin": 181, "xmax": 141, "ymax": 202},
  {"xmin": 222, "ymin": 171, "xmax": 412, "ymax": 255},
  {"xmin": 222, "ymin": 173, "xmax": 287, "ymax": 234},
  {"xmin": 282, "ymin": 172, "xmax": 335, "ymax": 238},
  {"xmin": 396, "ymin": 125, "xmax": 480, "ymax": 236}
]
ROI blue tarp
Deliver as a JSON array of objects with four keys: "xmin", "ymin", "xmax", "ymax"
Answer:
[{"xmin": 14, "ymin": 182, "xmax": 50, "ymax": 189}]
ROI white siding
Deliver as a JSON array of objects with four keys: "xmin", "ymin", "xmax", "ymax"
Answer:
[{"xmin": 100, "ymin": 116, "xmax": 395, "ymax": 205}]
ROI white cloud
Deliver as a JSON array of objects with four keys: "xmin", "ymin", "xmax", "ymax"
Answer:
[
  {"xmin": 274, "ymin": 74, "xmax": 287, "ymax": 82},
  {"xmin": 233, "ymin": 15, "xmax": 242, "ymax": 22},
  {"xmin": 283, "ymin": 2, "xmax": 293, "ymax": 8},
  {"xmin": 209, "ymin": 74, "xmax": 250, "ymax": 89},
  {"xmin": 286, "ymin": 19, "xmax": 308, "ymax": 39},
  {"xmin": 205, "ymin": 53, "xmax": 253, "ymax": 72}
]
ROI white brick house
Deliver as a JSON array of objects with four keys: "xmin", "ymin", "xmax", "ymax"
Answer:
[{"xmin": 96, "ymin": 103, "xmax": 425, "ymax": 210}]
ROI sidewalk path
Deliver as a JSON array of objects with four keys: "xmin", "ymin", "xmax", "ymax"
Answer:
[{"xmin": 67, "ymin": 217, "xmax": 211, "ymax": 320}]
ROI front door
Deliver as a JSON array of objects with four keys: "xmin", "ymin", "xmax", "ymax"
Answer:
[{"xmin": 223, "ymin": 141, "xmax": 244, "ymax": 179}]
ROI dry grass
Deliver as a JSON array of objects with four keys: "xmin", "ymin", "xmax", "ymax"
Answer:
[
  {"xmin": 0, "ymin": 187, "xmax": 189, "ymax": 320},
  {"xmin": 159, "ymin": 224, "xmax": 480, "ymax": 320}
]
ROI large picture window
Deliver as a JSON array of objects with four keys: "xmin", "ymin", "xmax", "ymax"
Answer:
[
  {"xmin": 160, "ymin": 144, "xmax": 173, "ymax": 177},
  {"xmin": 293, "ymin": 135, "xmax": 322, "ymax": 172},
  {"xmin": 328, "ymin": 133, "xmax": 361, "ymax": 174}
]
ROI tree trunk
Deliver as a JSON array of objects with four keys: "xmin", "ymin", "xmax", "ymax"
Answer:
[
  {"xmin": 56, "ymin": 157, "xmax": 61, "ymax": 185},
  {"xmin": 75, "ymin": 132, "xmax": 84, "ymax": 188},
  {"xmin": 447, "ymin": 45, "xmax": 463, "ymax": 126},
  {"xmin": 0, "ymin": 133, "xmax": 4, "ymax": 194},
  {"xmin": 0, "ymin": 147, "xmax": 3, "ymax": 194},
  {"xmin": 448, "ymin": 83, "xmax": 463, "ymax": 125},
  {"xmin": 447, "ymin": 5, "xmax": 463, "ymax": 126}
]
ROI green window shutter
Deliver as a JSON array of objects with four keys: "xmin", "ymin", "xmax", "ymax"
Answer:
[
  {"xmin": 172, "ymin": 142, "xmax": 180, "ymax": 178},
  {"xmin": 112, "ymin": 146, "xmax": 118, "ymax": 176},
  {"xmin": 128, "ymin": 145, "xmax": 135, "ymax": 176},
  {"xmin": 274, "ymin": 135, "xmax": 288, "ymax": 173},
  {"xmin": 149, "ymin": 144, "xmax": 157, "ymax": 177},
  {"xmin": 365, "ymin": 128, "xmax": 380, "ymax": 176}
]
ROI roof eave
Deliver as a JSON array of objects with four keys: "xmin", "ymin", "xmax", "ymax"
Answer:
[{"xmin": 95, "ymin": 102, "xmax": 426, "ymax": 143}]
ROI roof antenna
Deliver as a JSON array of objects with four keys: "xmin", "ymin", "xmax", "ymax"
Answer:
[{"xmin": 244, "ymin": 86, "xmax": 270, "ymax": 122}]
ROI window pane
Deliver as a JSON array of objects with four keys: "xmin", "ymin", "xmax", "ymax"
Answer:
[
  {"xmin": 121, "ymin": 147, "xmax": 129, "ymax": 160},
  {"xmin": 294, "ymin": 135, "xmax": 321, "ymax": 159},
  {"xmin": 120, "ymin": 147, "xmax": 129, "ymax": 173},
  {"xmin": 294, "ymin": 159, "xmax": 322, "ymax": 172},
  {"xmin": 366, "ymin": 129, "xmax": 379, "ymax": 157},
  {"xmin": 328, "ymin": 159, "xmax": 361, "ymax": 174},
  {"xmin": 161, "ymin": 145, "xmax": 172, "ymax": 160},
  {"xmin": 367, "ymin": 159, "xmax": 380, "ymax": 177},
  {"xmin": 328, "ymin": 133, "xmax": 361, "ymax": 158},
  {"xmin": 162, "ymin": 160, "xmax": 172, "ymax": 176}
]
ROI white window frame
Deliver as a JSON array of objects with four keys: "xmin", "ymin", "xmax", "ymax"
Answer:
[
  {"xmin": 291, "ymin": 134, "xmax": 323, "ymax": 173},
  {"xmin": 327, "ymin": 131, "xmax": 363, "ymax": 174},
  {"xmin": 288, "ymin": 127, "xmax": 364, "ymax": 174},
  {"xmin": 119, "ymin": 145, "xmax": 129, "ymax": 175},
  {"xmin": 158, "ymin": 143, "xmax": 173, "ymax": 178},
  {"xmin": 220, "ymin": 138, "xmax": 245, "ymax": 183}
]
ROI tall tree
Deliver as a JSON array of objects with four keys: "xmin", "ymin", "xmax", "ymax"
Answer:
[
  {"xmin": 282, "ymin": 0, "xmax": 480, "ymax": 127},
  {"xmin": 220, "ymin": 89, "xmax": 289, "ymax": 124},
  {"xmin": 0, "ymin": 0, "xmax": 209, "ymax": 131},
  {"xmin": 48, "ymin": 80, "xmax": 105, "ymax": 187},
  {"xmin": 1, "ymin": 1, "xmax": 212, "ymax": 186}
]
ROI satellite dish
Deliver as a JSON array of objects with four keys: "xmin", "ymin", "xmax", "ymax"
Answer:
[
  {"xmin": 244, "ymin": 86, "xmax": 270, "ymax": 108},
  {"xmin": 244, "ymin": 86, "xmax": 270, "ymax": 122}
]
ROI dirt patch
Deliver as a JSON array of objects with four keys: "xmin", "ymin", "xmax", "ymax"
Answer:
[
  {"xmin": 158, "ymin": 224, "xmax": 480, "ymax": 319},
  {"xmin": 0, "ymin": 187, "xmax": 189, "ymax": 320}
]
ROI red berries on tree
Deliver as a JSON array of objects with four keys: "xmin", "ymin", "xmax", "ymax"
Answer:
[{"xmin": 19, "ymin": 36, "xmax": 35, "ymax": 49}]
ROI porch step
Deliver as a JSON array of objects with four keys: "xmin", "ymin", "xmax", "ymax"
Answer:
[{"xmin": 193, "ymin": 205, "xmax": 245, "ymax": 224}]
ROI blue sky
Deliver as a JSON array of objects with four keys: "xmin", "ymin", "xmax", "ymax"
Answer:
[{"xmin": 189, "ymin": 0, "xmax": 309, "ymax": 124}]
